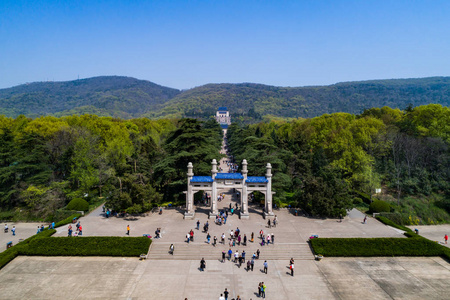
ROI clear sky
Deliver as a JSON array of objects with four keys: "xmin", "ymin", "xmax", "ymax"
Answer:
[{"xmin": 1, "ymin": 0, "xmax": 449, "ymax": 90}]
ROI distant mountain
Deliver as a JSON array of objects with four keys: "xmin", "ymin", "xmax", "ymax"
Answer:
[
  {"xmin": 0, "ymin": 76, "xmax": 181, "ymax": 118},
  {"xmin": 149, "ymin": 77, "xmax": 450, "ymax": 119},
  {"xmin": 0, "ymin": 76, "xmax": 449, "ymax": 119}
]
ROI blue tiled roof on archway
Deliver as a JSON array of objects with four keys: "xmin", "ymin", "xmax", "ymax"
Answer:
[
  {"xmin": 218, "ymin": 107, "xmax": 228, "ymax": 111},
  {"xmin": 215, "ymin": 173, "xmax": 244, "ymax": 180},
  {"xmin": 246, "ymin": 176, "xmax": 268, "ymax": 183},
  {"xmin": 191, "ymin": 176, "xmax": 213, "ymax": 183}
]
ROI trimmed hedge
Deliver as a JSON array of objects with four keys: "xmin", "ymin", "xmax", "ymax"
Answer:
[
  {"xmin": 23, "ymin": 237, "xmax": 152, "ymax": 257},
  {"xmin": 375, "ymin": 216, "xmax": 413, "ymax": 233},
  {"xmin": 55, "ymin": 213, "xmax": 82, "ymax": 228},
  {"xmin": 310, "ymin": 237, "xmax": 450, "ymax": 260},
  {"xmin": 1, "ymin": 233, "xmax": 151, "ymax": 270}
]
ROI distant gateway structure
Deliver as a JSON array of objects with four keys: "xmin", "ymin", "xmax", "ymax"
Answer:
[
  {"xmin": 216, "ymin": 107, "xmax": 231, "ymax": 129},
  {"xmin": 184, "ymin": 159, "xmax": 274, "ymax": 219}
]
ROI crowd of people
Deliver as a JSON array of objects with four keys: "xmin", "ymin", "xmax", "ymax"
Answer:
[{"xmin": 67, "ymin": 221, "xmax": 82, "ymax": 237}]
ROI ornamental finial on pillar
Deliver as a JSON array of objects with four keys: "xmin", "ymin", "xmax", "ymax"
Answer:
[
  {"xmin": 211, "ymin": 159, "xmax": 218, "ymax": 178},
  {"xmin": 266, "ymin": 163, "xmax": 272, "ymax": 177},
  {"xmin": 187, "ymin": 162, "xmax": 194, "ymax": 177}
]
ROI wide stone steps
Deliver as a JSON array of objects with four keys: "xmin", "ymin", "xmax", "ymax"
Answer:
[{"xmin": 147, "ymin": 242, "xmax": 314, "ymax": 260}]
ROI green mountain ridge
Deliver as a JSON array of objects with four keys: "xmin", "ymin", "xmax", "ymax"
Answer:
[{"xmin": 1, "ymin": 76, "xmax": 449, "ymax": 119}]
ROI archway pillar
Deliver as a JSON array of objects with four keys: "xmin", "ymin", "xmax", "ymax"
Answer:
[
  {"xmin": 210, "ymin": 159, "xmax": 219, "ymax": 215},
  {"xmin": 240, "ymin": 159, "xmax": 249, "ymax": 219},
  {"xmin": 184, "ymin": 162, "xmax": 195, "ymax": 219},
  {"xmin": 264, "ymin": 163, "xmax": 274, "ymax": 217}
]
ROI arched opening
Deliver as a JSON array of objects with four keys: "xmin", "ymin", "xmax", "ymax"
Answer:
[{"xmin": 247, "ymin": 191, "xmax": 265, "ymax": 215}]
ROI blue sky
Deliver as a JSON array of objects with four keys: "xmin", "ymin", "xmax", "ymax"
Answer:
[{"xmin": 1, "ymin": 0, "xmax": 449, "ymax": 89}]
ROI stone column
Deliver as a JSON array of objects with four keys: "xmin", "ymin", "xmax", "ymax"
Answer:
[
  {"xmin": 211, "ymin": 159, "xmax": 218, "ymax": 215},
  {"xmin": 264, "ymin": 163, "xmax": 274, "ymax": 217},
  {"xmin": 185, "ymin": 162, "xmax": 195, "ymax": 219},
  {"xmin": 241, "ymin": 159, "xmax": 249, "ymax": 219}
]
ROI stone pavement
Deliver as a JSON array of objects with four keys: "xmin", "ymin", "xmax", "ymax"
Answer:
[
  {"xmin": 1, "ymin": 256, "xmax": 449, "ymax": 299},
  {"xmin": 407, "ymin": 224, "xmax": 450, "ymax": 248},
  {"xmin": 0, "ymin": 222, "xmax": 43, "ymax": 254}
]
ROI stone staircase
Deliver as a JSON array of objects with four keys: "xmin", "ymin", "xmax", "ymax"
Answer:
[{"xmin": 147, "ymin": 242, "xmax": 314, "ymax": 260}]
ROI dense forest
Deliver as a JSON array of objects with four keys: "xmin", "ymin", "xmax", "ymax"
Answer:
[
  {"xmin": 1, "ymin": 76, "xmax": 449, "ymax": 121},
  {"xmin": 227, "ymin": 104, "xmax": 450, "ymax": 224},
  {"xmin": 0, "ymin": 104, "xmax": 449, "ymax": 225},
  {"xmin": 0, "ymin": 115, "xmax": 222, "ymax": 221}
]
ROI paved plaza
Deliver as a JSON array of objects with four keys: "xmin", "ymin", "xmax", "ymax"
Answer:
[
  {"xmin": 0, "ymin": 222, "xmax": 43, "ymax": 254},
  {"xmin": 1, "ymin": 255, "xmax": 449, "ymax": 299},
  {"xmin": 1, "ymin": 136, "xmax": 450, "ymax": 299},
  {"xmin": 407, "ymin": 224, "xmax": 450, "ymax": 248}
]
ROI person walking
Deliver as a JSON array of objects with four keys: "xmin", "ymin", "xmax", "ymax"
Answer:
[
  {"xmin": 243, "ymin": 234, "xmax": 247, "ymax": 246},
  {"xmin": 221, "ymin": 233, "xmax": 225, "ymax": 244},
  {"xmin": 263, "ymin": 260, "xmax": 268, "ymax": 274},
  {"xmin": 223, "ymin": 288, "xmax": 229, "ymax": 300},
  {"xmin": 207, "ymin": 233, "xmax": 211, "ymax": 244},
  {"xmin": 251, "ymin": 232, "xmax": 254, "ymax": 243},
  {"xmin": 262, "ymin": 282, "xmax": 266, "ymax": 298},
  {"xmin": 169, "ymin": 244, "xmax": 174, "ymax": 255},
  {"xmin": 126, "ymin": 225, "xmax": 130, "ymax": 235},
  {"xmin": 267, "ymin": 219, "xmax": 271, "ymax": 228},
  {"xmin": 363, "ymin": 216, "xmax": 367, "ymax": 224},
  {"xmin": 196, "ymin": 220, "xmax": 200, "ymax": 230},
  {"xmin": 256, "ymin": 249, "xmax": 260, "ymax": 259},
  {"xmin": 222, "ymin": 251, "xmax": 226, "ymax": 263},
  {"xmin": 200, "ymin": 258, "xmax": 206, "ymax": 271},
  {"xmin": 11, "ymin": 226, "xmax": 15, "ymax": 236},
  {"xmin": 258, "ymin": 282, "xmax": 262, "ymax": 297},
  {"xmin": 219, "ymin": 294, "xmax": 225, "ymax": 300},
  {"xmin": 228, "ymin": 248, "xmax": 232, "ymax": 261},
  {"xmin": 251, "ymin": 258, "xmax": 255, "ymax": 271},
  {"xmin": 190, "ymin": 230, "xmax": 194, "ymax": 242},
  {"xmin": 290, "ymin": 262, "xmax": 294, "ymax": 276},
  {"xmin": 186, "ymin": 233, "xmax": 190, "ymax": 243},
  {"xmin": 271, "ymin": 233, "xmax": 275, "ymax": 244},
  {"xmin": 267, "ymin": 235, "xmax": 271, "ymax": 245},
  {"xmin": 237, "ymin": 235, "xmax": 241, "ymax": 245},
  {"xmin": 213, "ymin": 236, "xmax": 217, "ymax": 247},
  {"xmin": 445, "ymin": 234, "xmax": 448, "ymax": 244},
  {"xmin": 234, "ymin": 250, "xmax": 239, "ymax": 263}
]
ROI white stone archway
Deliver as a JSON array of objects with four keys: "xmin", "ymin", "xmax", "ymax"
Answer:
[{"xmin": 184, "ymin": 159, "xmax": 274, "ymax": 219}]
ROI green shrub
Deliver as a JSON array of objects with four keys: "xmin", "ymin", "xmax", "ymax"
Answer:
[
  {"xmin": 375, "ymin": 216, "xmax": 413, "ymax": 232},
  {"xmin": 310, "ymin": 237, "xmax": 446, "ymax": 257},
  {"xmin": 369, "ymin": 200, "xmax": 390, "ymax": 213},
  {"xmin": 23, "ymin": 237, "xmax": 151, "ymax": 256},
  {"xmin": 55, "ymin": 213, "xmax": 82, "ymax": 228},
  {"xmin": 353, "ymin": 197, "xmax": 363, "ymax": 204},
  {"xmin": 353, "ymin": 190, "xmax": 372, "ymax": 204},
  {"xmin": 66, "ymin": 198, "xmax": 89, "ymax": 212}
]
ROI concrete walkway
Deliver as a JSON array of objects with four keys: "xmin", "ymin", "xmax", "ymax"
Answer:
[
  {"xmin": 0, "ymin": 222, "xmax": 44, "ymax": 254},
  {"xmin": 1, "ymin": 256, "xmax": 449, "ymax": 299}
]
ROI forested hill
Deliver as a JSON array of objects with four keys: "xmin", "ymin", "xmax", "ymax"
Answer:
[
  {"xmin": 0, "ymin": 76, "xmax": 181, "ymax": 118},
  {"xmin": 1, "ymin": 76, "xmax": 449, "ymax": 119},
  {"xmin": 151, "ymin": 77, "xmax": 450, "ymax": 119}
]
